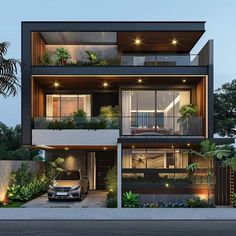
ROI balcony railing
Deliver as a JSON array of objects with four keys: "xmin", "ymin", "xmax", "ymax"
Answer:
[
  {"xmin": 33, "ymin": 116, "xmax": 203, "ymax": 136},
  {"xmin": 35, "ymin": 53, "xmax": 202, "ymax": 67}
]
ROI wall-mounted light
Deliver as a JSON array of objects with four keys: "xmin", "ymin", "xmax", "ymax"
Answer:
[
  {"xmin": 53, "ymin": 82, "xmax": 60, "ymax": 88},
  {"xmin": 165, "ymin": 183, "xmax": 169, "ymax": 188},
  {"xmin": 103, "ymin": 82, "xmax": 108, "ymax": 88},
  {"xmin": 134, "ymin": 38, "xmax": 142, "ymax": 46},
  {"xmin": 138, "ymin": 78, "xmax": 142, "ymax": 83},
  {"xmin": 187, "ymin": 143, "xmax": 190, "ymax": 147},
  {"xmin": 182, "ymin": 79, "xmax": 186, "ymax": 83},
  {"xmin": 171, "ymin": 39, "xmax": 178, "ymax": 46}
]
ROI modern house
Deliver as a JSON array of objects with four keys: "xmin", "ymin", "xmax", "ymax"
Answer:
[{"xmin": 22, "ymin": 21, "xmax": 234, "ymax": 207}]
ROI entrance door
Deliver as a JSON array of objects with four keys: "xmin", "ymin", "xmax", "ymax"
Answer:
[{"xmin": 96, "ymin": 151, "xmax": 116, "ymax": 190}]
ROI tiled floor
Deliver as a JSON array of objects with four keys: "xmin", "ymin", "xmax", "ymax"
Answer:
[{"xmin": 22, "ymin": 190, "xmax": 107, "ymax": 208}]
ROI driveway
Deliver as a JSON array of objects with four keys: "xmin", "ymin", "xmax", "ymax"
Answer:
[{"xmin": 22, "ymin": 190, "xmax": 107, "ymax": 208}]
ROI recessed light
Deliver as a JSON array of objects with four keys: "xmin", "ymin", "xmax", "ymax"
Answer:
[
  {"xmin": 171, "ymin": 39, "xmax": 178, "ymax": 45},
  {"xmin": 182, "ymin": 79, "xmax": 186, "ymax": 83},
  {"xmin": 64, "ymin": 147, "xmax": 69, "ymax": 151},
  {"xmin": 53, "ymin": 82, "xmax": 60, "ymax": 88},
  {"xmin": 187, "ymin": 143, "xmax": 190, "ymax": 147},
  {"xmin": 132, "ymin": 145, "xmax": 135, "ymax": 149},
  {"xmin": 103, "ymin": 82, "xmax": 108, "ymax": 88},
  {"xmin": 134, "ymin": 38, "xmax": 141, "ymax": 46},
  {"xmin": 103, "ymin": 147, "xmax": 107, "ymax": 150},
  {"xmin": 171, "ymin": 145, "xmax": 174, "ymax": 149},
  {"xmin": 138, "ymin": 79, "xmax": 142, "ymax": 83}
]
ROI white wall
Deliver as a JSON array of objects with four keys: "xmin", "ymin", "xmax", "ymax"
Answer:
[{"xmin": 32, "ymin": 129, "xmax": 119, "ymax": 146}]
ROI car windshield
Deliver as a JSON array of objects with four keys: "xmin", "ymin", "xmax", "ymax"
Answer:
[{"xmin": 56, "ymin": 171, "xmax": 80, "ymax": 180}]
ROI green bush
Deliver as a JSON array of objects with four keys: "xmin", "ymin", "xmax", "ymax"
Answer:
[
  {"xmin": 123, "ymin": 191, "xmax": 140, "ymax": 208},
  {"xmin": 185, "ymin": 197, "xmax": 208, "ymax": 208},
  {"xmin": 106, "ymin": 196, "xmax": 117, "ymax": 208},
  {"xmin": 48, "ymin": 118, "xmax": 76, "ymax": 130}
]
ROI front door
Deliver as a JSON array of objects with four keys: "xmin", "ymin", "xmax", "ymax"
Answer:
[{"xmin": 96, "ymin": 151, "xmax": 116, "ymax": 190}]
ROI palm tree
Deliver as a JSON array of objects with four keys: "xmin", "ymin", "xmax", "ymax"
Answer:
[
  {"xmin": 189, "ymin": 140, "xmax": 230, "ymax": 205},
  {"xmin": 0, "ymin": 42, "xmax": 21, "ymax": 97}
]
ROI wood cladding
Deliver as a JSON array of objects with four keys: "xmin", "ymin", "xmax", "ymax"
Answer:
[
  {"xmin": 31, "ymin": 32, "xmax": 45, "ymax": 65},
  {"xmin": 117, "ymin": 31, "xmax": 203, "ymax": 52},
  {"xmin": 32, "ymin": 79, "xmax": 45, "ymax": 117}
]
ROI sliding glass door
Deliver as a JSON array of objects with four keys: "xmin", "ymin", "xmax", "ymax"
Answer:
[{"xmin": 122, "ymin": 90, "xmax": 190, "ymax": 135}]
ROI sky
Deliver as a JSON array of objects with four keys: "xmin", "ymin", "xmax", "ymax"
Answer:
[{"xmin": 0, "ymin": 0, "xmax": 235, "ymax": 127}]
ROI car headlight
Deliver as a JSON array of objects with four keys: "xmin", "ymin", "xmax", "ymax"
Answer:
[
  {"xmin": 71, "ymin": 185, "xmax": 80, "ymax": 191},
  {"xmin": 48, "ymin": 185, "xmax": 54, "ymax": 191}
]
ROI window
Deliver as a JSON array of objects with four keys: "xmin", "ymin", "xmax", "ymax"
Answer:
[
  {"xmin": 122, "ymin": 90, "xmax": 190, "ymax": 135},
  {"xmin": 46, "ymin": 94, "xmax": 91, "ymax": 117},
  {"xmin": 122, "ymin": 148, "xmax": 188, "ymax": 169}
]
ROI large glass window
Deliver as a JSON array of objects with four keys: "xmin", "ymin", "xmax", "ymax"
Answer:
[
  {"xmin": 46, "ymin": 94, "xmax": 91, "ymax": 117},
  {"xmin": 122, "ymin": 148, "xmax": 188, "ymax": 169},
  {"xmin": 122, "ymin": 90, "xmax": 190, "ymax": 135}
]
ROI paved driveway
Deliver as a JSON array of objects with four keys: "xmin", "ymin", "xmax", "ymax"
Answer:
[{"xmin": 22, "ymin": 190, "xmax": 107, "ymax": 208}]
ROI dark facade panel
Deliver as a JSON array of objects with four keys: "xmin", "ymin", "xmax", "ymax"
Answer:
[
  {"xmin": 31, "ymin": 66, "xmax": 208, "ymax": 76},
  {"xmin": 22, "ymin": 21, "xmax": 205, "ymax": 32}
]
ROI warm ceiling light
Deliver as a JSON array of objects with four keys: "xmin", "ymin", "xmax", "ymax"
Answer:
[
  {"xmin": 53, "ymin": 82, "xmax": 60, "ymax": 88},
  {"xmin": 171, "ymin": 39, "xmax": 178, "ymax": 45},
  {"xmin": 64, "ymin": 147, "xmax": 69, "ymax": 151},
  {"xmin": 132, "ymin": 145, "xmax": 135, "ymax": 149},
  {"xmin": 187, "ymin": 143, "xmax": 190, "ymax": 147},
  {"xmin": 103, "ymin": 82, "xmax": 108, "ymax": 88},
  {"xmin": 171, "ymin": 145, "xmax": 174, "ymax": 149},
  {"xmin": 138, "ymin": 79, "xmax": 142, "ymax": 83},
  {"xmin": 182, "ymin": 79, "xmax": 186, "ymax": 83},
  {"xmin": 134, "ymin": 38, "xmax": 141, "ymax": 46},
  {"xmin": 103, "ymin": 147, "xmax": 107, "ymax": 150}
]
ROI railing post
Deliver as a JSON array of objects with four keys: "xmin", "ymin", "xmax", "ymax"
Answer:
[{"xmin": 117, "ymin": 143, "xmax": 122, "ymax": 208}]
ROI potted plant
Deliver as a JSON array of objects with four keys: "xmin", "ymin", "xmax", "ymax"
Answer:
[
  {"xmin": 55, "ymin": 47, "xmax": 71, "ymax": 66},
  {"xmin": 178, "ymin": 104, "xmax": 198, "ymax": 135},
  {"xmin": 41, "ymin": 53, "xmax": 52, "ymax": 65}
]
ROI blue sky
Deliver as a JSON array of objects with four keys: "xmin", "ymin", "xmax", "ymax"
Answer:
[{"xmin": 0, "ymin": 0, "xmax": 235, "ymax": 127}]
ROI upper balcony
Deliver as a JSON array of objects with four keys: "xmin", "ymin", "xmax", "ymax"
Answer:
[{"xmin": 31, "ymin": 28, "xmax": 210, "ymax": 68}]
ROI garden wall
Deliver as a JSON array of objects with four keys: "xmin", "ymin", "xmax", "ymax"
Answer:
[{"xmin": 0, "ymin": 161, "xmax": 44, "ymax": 201}]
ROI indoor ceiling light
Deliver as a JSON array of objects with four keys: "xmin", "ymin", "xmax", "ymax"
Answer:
[
  {"xmin": 134, "ymin": 38, "xmax": 142, "ymax": 46},
  {"xmin": 171, "ymin": 39, "xmax": 178, "ymax": 45},
  {"xmin": 103, "ymin": 147, "xmax": 107, "ymax": 150}
]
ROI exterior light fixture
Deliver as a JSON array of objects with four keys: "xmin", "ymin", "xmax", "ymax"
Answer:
[
  {"xmin": 138, "ymin": 78, "xmax": 142, "ymax": 83},
  {"xmin": 53, "ymin": 82, "xmax": 60, "ymax": 88},
  {"xmin": 171, "ymin": 145, "xmax": 174, "ymax": 149},
  {"xmin": 165, "ymin": 183, "xmax": 169, "ymax": 188},
  {"xmin": 187, "ymin": 143, "xmax": 190, "ymax": 147},
  {"xmin": 171, "ymin": 39, "xmax": 178, "ymax": 45},
  {"xmin": 64, "ymin": 147, "xmax": 69, "ymax": 151},
  {"xmin": 103, "ymin": 147, "xmax": 107, "ymax": 150},
  {"xmin": 182, "ymin": 79, "xmax": 186, "ymax": 83},
  {"xmin": 132, "ymin": 145, "xmax": 135, "ymax": 149},
  {"xmin": 103, "ymin": 82, "xmax": 108, "ymax": 88},
  {"xmin": 134, "ymin": 38, "xmax": 141, "ymax": 46}
]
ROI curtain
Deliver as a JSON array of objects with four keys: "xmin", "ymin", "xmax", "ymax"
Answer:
[{"xmin": 122, "ymin": 91, "xmax": 132, "ymax": 135}]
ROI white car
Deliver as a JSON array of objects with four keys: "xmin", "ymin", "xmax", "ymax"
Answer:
[{"xmin": 48, "ymin": 170, "xmax": 89, "ymax": 201}]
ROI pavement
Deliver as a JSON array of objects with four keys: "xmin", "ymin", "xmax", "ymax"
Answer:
[
  {"xmin": 1, "ymin": 207, "xmax": 236, "ymax": 220},
  {"xmin": 1, "ymin": 220, "xmax": 236, "ymax": 236},
  {"xmin": 23, "ymin": 190, "xmax": 107, "ymax": 208}
]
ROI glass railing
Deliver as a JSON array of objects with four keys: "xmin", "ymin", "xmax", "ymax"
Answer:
[
  {"xmin": 122, "ymin": 116, "xmax": 203, "ymax": 136},
  {"xmin": 33, "ymin": 53, "xmax": 201, "ymax": 66},
  {"xmin": 33, "ymin": 116, "xmax": 203, "ymax": 136}
]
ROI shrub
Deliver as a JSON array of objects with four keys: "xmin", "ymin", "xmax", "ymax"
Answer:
[
  {"xmin": 123, "ymin": 191, "xmax": 140, "ymax": 208},
  {"xmin": 106, "ymin": 196, "xmax": 117, "ymax": 208},
  {"xmin": 185, "ymin": 197, "xmax": 208, "ymax": 208}
]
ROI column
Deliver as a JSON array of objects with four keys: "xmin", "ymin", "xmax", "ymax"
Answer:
[{"xmin": 117, "ymin": 143, "xmax": 122, "ymax": 208}]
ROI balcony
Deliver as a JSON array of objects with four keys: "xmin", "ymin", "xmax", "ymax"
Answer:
[{"xmin": 33, "ymin": 116, "xmax": 203, "ymax": 136}]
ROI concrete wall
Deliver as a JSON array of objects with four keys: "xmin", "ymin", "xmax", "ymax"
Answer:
[{"xmin": 0, "ymin": 161, "xmax": 43, "ymax": 201}]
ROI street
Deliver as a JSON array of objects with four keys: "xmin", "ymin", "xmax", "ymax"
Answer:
[{"xmin": 0, "ymin": 220, "xmax": 236, "ymax": 236}]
